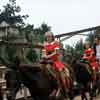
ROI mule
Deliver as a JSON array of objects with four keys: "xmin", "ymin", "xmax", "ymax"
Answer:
[{"xmin": 71, "ymin": 59, "xmax": 94, "ymax": 100}]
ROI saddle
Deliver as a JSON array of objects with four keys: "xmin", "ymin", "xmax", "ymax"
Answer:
[
  {"xmin": 40, "ymin": 59, "xmax": 57, "ymax": 79},
  {"xmin": 40, "ymin": 59, "xmax": 53, "ymax": 64}
]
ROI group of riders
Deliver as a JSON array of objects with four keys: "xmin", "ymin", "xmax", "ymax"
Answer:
[
  {"xmin": 41, "ymin": 31, "xmax": 100, "ymax": 98},
  {"xmin": 0, "ymin": 31, "xmax": 100, "ymax": 100}
]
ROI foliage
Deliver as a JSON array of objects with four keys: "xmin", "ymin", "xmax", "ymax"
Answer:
[
  {"xmin": 33, "ymin": 23, "xmax": 51, "ymax": 43},
  {"xmin": 64, "ymin": 45, "xmax": 75, "ymax": 64},
  {"xmin": 18, "ymin": 24, "xmax": 34, "ymax": 42},
  {"xmin": 74, "ymin": 39, "xmax": 84, "ymax": 57},
  {"xmin": 0, "ymin": 0, "xmax": 28, "ymax": 25},
  {"xmin": 94, "ymin": 27, "xmax": 100, "ymax": 37},
  {"xmin": 26, "ymin": 49, "xmax": 38, "ymax": 62},
  {"xmin": 0, "ymin": 0, "xmax": 29, "ymax": 65},
  {"xmin": 85, "ymin": 31, "xmax": 95, "ymax": 46},
  {"xmin": 0, "ymin": 0, "xmax": 51, "ymax": 65},
  {"xmin": 64, "ymin": 39, "xmax": 84, "ymax": 63}
]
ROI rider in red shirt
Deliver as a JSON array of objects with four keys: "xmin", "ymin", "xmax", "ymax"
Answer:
[
  {"xmin": 42, "ymin": 31, "xmax": 70, "ymax": 95},
  {"xmin": 43, "ymin": 40, "xmax": 64, "ymax": 71},
  {"xmin": 83, "ymin": 42, "xmax": 98, "ymax": 80}
]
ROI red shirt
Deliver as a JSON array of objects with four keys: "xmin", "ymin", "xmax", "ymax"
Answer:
[
  {"xmin": 83, "ymin": 48, "xmax": 95, "ymax": 61},
  {"xmin": 44, "ymin": 41, "xmax": 64, "ymax": 71},
  {"xmin": 44, "ymin": 41, "xmax": 59, "ymax": 61},
  {"xmin": 83, "ymin": 48, "xmax": 98, "ymax": 71}
]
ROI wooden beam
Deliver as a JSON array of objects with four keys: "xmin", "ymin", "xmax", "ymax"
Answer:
[
  {"xmin": 60, "ymin": 33, "xmax": 92, "ymax": 42},
  {"xmin": 0, "ymin": 41, "xmax": 44, "ymax": 49},
  {"xmin": 55, "ymin": 25, "xmax": 100, "ymax": 38},
  {"xmin": 60, "ymin": 35, "xmax": 73, "ymax": 42}
]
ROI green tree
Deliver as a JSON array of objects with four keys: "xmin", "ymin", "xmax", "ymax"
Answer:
[
  {"xmin": 85, "ymin": 31, "xmax": 95, "ymax": 46},
  {"xmin": 0, "ymin": 0, "xmax": 28, "ymax": 25},
  {"xmin": 64, "ymin": 39, "xmax": 84, "ymax": 64},
  {"xmin": 74, "ymin": 39, "xmax": 84, "ymax": 58},
  {"xmin": 0, "ymin": 0, "xmax": 29, "ymax": 65},
  {"xmin": 33, "ymin": 23, "xmax": 51, "ymax": 43},
  {"xmin": 94, "ymin": 27, "xmax": 100, "ymax": 37},
  {"xmin": 31, "ymin": 23, "xmax": 51, "ymax": 61},
  {"xmin": 0, "ymin": 0, "xmax": 51, "ymax": 65},
  {"xmin": 16, "ymin": 23, "xmax": 51, "ymax": 63}
]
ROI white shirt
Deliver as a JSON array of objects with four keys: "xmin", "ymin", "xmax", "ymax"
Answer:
[{"xmin": 96, "ymin": 45, "xmax": 100, "ymax": 59}]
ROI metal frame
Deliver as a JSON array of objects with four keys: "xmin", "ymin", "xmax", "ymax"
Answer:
[{"xmin": 55, "ymin": 25, "xmax": 100, "ymax": 41}]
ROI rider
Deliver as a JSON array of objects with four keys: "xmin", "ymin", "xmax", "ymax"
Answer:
[
  {"xmin": 82, "ymin": 42, "xmax": 98, "ymax": 80},
  {"xmin": 41, "ymin": 31, "xmax": 70, "ymax": 95},
  {"xmin": 95, "ymin": 37, "xmax": 100, "ymax": 67}
]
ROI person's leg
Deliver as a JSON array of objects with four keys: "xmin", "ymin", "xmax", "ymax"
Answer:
[
  {"xmin": 93, "ymin": 70, "xmax": 96, "ymax": 81},
  {"xmin": 59, "ymin": 71, "xmax": 68, "ymax": 93},
  {"xmin": 63, "ymin": 67, "xmax": 72, "ymax": 88}
]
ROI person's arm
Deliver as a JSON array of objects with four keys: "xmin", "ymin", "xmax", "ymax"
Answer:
[
  {"xmin": 42, "ymin": 49, "xmax": 57, "ymax": 59},
  {"xmin": 41, "ymin": 48, "xmax": 57, "ymax": 59},
  {"xmin": 48, "ymin": 41, "xmax": 61, "ymax": 58},
  {"xmin": 89, "ymin": 49, "xmax": 95, "ymax": 56},
  {"xmin": 83, "ymin": 53, "xmax": 87, "ymax": 59},
  {"xmin": 42, "ymin": 41, "xmax": 60, "ymax": 59},
  {"xmin": 46, "ymin": 50, "xmax": 57, "ymax": 59},
  {"xmin": 41, "ymin": 49, "xmax": 47, "ymax": 58},
  {"xmin": 42, "ymin": 49, "xmax": 59, "ymax": 60}
]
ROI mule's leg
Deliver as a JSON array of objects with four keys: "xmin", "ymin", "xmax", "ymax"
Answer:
[
  {"xmin": 88, "ymin": 81, "xmax": 96, "ymax": 100},
  {"xmin": 91, "ymin": 71, "xmax": 97, "ymax": 97},
  {"xmin": 58, "ymin": 71, "xmax": 69, "ymax": 98},
  {"xmin": 81, "ymin": 92, "xmax": 88, "ymax": 100},
  {"xmin": 68, "ymin": 88, "xmax": 74, "ymax": 100},
  {"xmin": 80, "ymin": 86, "xmax": 88, "ymax": 100}
]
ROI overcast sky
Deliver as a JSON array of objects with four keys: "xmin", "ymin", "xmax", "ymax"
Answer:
[{"xmin": 0, "ymin": 0, "xmax": 100, "ymax": 46}]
